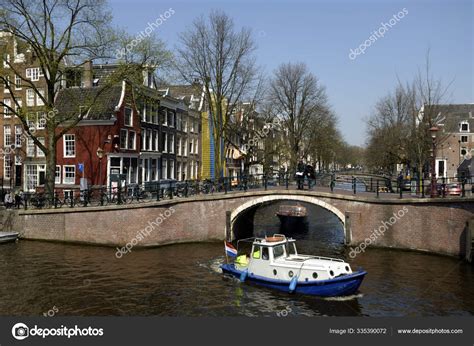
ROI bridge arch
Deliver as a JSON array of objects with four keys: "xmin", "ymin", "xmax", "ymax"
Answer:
[{"xmin": 230, "ymin": 194, "xmax": 346, "ymax": 240}]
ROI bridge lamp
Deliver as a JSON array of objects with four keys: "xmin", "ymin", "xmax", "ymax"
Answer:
[
  {"xmin": 429, "ymin": 126, "xmax": 439, "ymax": 198},
  {"xmin": 96, "ymin": 147, "xmax": 105, "ymax": 186}
]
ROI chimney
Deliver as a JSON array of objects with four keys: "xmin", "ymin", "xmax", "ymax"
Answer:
[{"xmin": 83, "ymin": 60, "xmax": 92, "ymax": 88}]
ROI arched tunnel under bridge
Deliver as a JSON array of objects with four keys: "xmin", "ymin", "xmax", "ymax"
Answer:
[{"xmin": 230, "ymin": 195, "xmax": 347, "ymax": 241}]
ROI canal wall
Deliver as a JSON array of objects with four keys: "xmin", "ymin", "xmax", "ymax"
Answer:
[{"xmin": 1, "ymin": 190, "xmax": 473, "ymax": 258}]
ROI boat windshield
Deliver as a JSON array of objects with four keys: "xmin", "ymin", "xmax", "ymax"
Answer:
[
  {"xmin": 285, "ymin": 242, "xmax": 297, "ymax": 256},
  {"xmin": 273, "ymin": 245, "xmax": 285, "ymax": 259}
]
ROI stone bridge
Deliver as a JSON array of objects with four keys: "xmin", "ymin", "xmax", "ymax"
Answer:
[{"xmin": 4, "ymin": 189, "xmax": 474, "ymax": 258}]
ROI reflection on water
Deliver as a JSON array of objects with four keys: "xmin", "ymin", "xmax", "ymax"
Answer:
[{"xmin": 0, "ymin": 201, "xmax": 473, "ymax": 316}]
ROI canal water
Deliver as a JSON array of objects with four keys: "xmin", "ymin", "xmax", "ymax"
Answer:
[{"xmin": 0, "ymin": 201, "xmax": 473, "ymax": 317}]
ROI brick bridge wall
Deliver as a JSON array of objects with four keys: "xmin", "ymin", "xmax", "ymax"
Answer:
[{"xmin": 3, "ymin": 190, "xmax": 473, "ymax": 257}]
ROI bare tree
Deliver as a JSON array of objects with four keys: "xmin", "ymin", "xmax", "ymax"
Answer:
[
  {"xmin": 0, "ymin": 0, "xmax": 167, "ymax": 196},
  {"xmin": 175, "ymin": 10, "xmax": 258, "ymax": 178},
  {"xmin": 269, "ymin": 62, "xmax": 329, "ymax": 172}
]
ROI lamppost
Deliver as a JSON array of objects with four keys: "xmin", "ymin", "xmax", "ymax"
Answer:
[
  {"xmin": 429, "ymin": 126, "xmax": 439, "ymax": 198},
  {"xmin": 96, "ymin": 147, "xmax": 105, "ymax": 186}
]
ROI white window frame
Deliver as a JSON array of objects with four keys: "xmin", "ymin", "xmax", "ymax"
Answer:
[
  {"xmin": 460, "ymin": 121, "xmax": 470, "ymax": 133},
  {"xmin": 55, "ymin": 165, "xmax": 61, "ymax": 184},
  {"xmin": 63, "ymin": 134, "xmax": 76, "ymax": 158},
  {"xmin": 124, "ymin": 107, "xmax": 133, "ymax": 127},
  {"xmin": 15, "ymin": 74, "xmax": 22, "ymax": 90},
  {"xmin": 63, "ymin": 165, "xmax": 76, "ymax": 185},
  {"xmin": 4, "ymin": 155, "xmax": 11, "ymax": 179},
  {"xmin": 27, "ymin": 137, "xmax": 35, "ymax": 157},
  {"xmin": 3, "ymin": 98, "xmax": 11, "ymax": 118},
  {"xmin": 4, "ymin": 76, "xmax": 10, "ymax": 93},
  {"xmin": 120, "ymin": 129, "xmax": 128, "ymax": 149},
  {"xmin": 128, "ymin": 130, "xmax": 136, "ymax": 150},
  {"xmin": 36, "ymin": 89, "xmax": 45, "ymax": 106},
  {"xmin": 15, "ymin": 125, "xmax": 22, "ymax": 147},
  {"xmin": 26, "ymin": 89, "xmax": 35, "ymax": 107},
  {"xmin": 4, "ymin": 125, "xmax": 11, "ymax": 147},
  {"xmin": 37, "ymin": 137, "xmax": 45, "ymax": 157}
]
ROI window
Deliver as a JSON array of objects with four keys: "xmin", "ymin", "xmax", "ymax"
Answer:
[
  {"xmin": 26, "ymin": 164, "xmax": 38, "ymax": 190},
  {"xmin": 4, "ymin": 155, "xmax": 11, "ymax": 179},
  {"xmin": 152, "ymin": 130, "xmax": 157, "ymax": 151},
  {"xmin": 142, "ymin": 102, "xmax": 147, "ymax": 122},
  {"xmin": 273, "ymin": 245, "xmax": 285, "ymax": 259},
  {"xmin": 461, "ymin": 135, "xmax": 469, "ymax": 143},
  {"xmin": 63, "ymin": 134, "xmax": 75, "ymax": 157},
  {"xmin": 161, "ymin": 109, "xmax": 167, "ymax": 126},
  {"xmin": 163, "ymin": 133, "xmax": 168, "ymax": 152},
  {"xmin": 15, "ymin": 74, "xmax": 21, "ymax": 90},
  {"xmin": 27, "ymin": 137, "xmax": 35, "ymax": 157},
  {"xmin": 55, "ymin": 166, "xmax": 61, "ymax": 184},
  {"xmin": 147, "ymin": 129, "xmax": 152, "ymax": 151},
  {"xmin": 152, "ymin": 105, "xmax": 158, "ymax": 124},
  {"xmin": 15, "ymin": 100, "xmax": 22, "ymax": 114},
  {"xmin": 15, "ymin": 125, "xmax": 22, "ymax": 147},
  {"xmin": 120, "ymin": 129, "xmax": 128, "ymax": 149},
  {"xmin": 124, "ymin": 107, "xmax": 133, "ymax": 127},
  {"xmin": 4, "ymin": 76, "xmax": 10, "ymax": 93},
  {"xmin": 169, "ymin": 159, "xmax": 175, "ymax": 179},
  {"xmin": 37, "ymin": 112, "xmax": 46, "ymax": 129},
  {"xmin": 146, "ymin": 104, "xmax": 151, "ymax": 123},
  {"xmin": 36, "ymin": 89, "xmax": 45, "ymax": 106},
  {"xmin": 167, "ymin": 111, "xmax": 174, "ymax": 127},
  {"xmin": 195, "ymin": 139, "xmax": 199, "ymax": 154},
  {"xmin": 252, "ymin": 246, "xmax": 261, "ymax": 259},
  {"xmin": 460, "ymin": 122, "xmax": 469, "ymax": 132},
  {"xmin": 3, "ymin": 98, "xmax": 11, "ymax": 118},
  {"xmin": 26, "ymin": 67, "xmax": 42, "ymax": 81},
  {"xmin": 128, "ymin": 131, "xmax": 136, "ymax": 150},
  {"xmin": 3, "ymin": 54, "xmax": 10, "ymax": 68},
  {"xmin": 4, "ymin": 125, "xmax": 11, "ymax": 147},
  {"xmin": 189, "ymin": 138, "xmax": 194, "ymax": 155},
  {"xmin": 262, "ymin": 247, "xmax": 269, "ymax": 260},
  {"xmin": 63, "ymin": 165, "xmax": 76, "ymax": 184},
  {"xmin": 37, "ymin": 137, "xmax": 45, "ymax": 157},
  {"xmin": 168, "ymin": 134, "xmax": 174, "ymax": 154},
  {"xmin": 183, "ymin": 139, "xmax": 187, "ymax": 156},
  {"xmin": 26, "ymin": 89, "xmax": 35, "ymax": 107},
  {"xmin": 141, "ymin": 128, "xmax": 146, "ymax": 150},
  {"xmin": 177, "ymin": 137, "xmax": 182, "ymax": 156},
  {"xmin": 162, "ymin": 159, "xmax": 167, "ymax": 179}
]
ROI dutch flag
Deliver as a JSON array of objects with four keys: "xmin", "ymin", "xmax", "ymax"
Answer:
[{"xmin": 225, "ymin": 241, "xmax": 238, "ymax": 258}]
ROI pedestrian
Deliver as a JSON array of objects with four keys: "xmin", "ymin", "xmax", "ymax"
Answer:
[
  {"xmin": 4, "ymin": 192, "xmax": 13, "ymax": 209},
  {"xmin": 15, "ymin": 190, "xmax": 23, "ymax": 209},
  {"xmin": 296, "ymin": 160, "xmax": 305, "ymax": 190}
]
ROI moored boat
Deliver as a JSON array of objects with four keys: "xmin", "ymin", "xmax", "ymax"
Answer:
[
  {"xmin": 0, "ymin": 231, "xmax": 19, "ymax": 244},
  {"xmin": 276, "ymin": 204, "xmax": 308, "ymax": 229},
  {"xmin": 221, "ymin": 234, "xmax": 366, "ymax": 297}
]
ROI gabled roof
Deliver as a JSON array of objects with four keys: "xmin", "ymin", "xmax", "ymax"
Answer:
[
  {"xmin": 55, "ymin": 85, "xmax": 123, "ymax": 121},
  {"xmin": 429, "ymin": 104, "xmax": 474, "ymax": 133},
  {"xmin": 163, "ymin": 84, "xmax": 204, "ymax": 110}
]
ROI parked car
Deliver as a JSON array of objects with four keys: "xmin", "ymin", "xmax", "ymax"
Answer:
[{"xmin": 446, "ymin": 183, "xmax": 462, "ymax": 196}]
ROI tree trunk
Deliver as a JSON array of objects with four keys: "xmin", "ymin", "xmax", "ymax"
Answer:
[{"xmin": 44, "ymin": 133, "xmax": 56, "ymax": 199}]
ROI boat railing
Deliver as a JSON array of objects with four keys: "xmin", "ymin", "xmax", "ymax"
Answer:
[{"xmin": 293, "ymin": 254, "xmax": 345, "ymax": 263}]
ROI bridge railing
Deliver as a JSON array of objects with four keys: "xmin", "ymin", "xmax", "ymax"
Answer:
[{"xmin": 7, "ymin": 173, "xmax": 473, "ymax": 210}]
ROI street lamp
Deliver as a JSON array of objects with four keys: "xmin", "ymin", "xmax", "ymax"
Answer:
[
  {"xmin": 429, "ymin": 126, "xmax": 439, "ymax": 198},
  {"xmin": 96, "ymin": 147, "xmax": 105, "ymax": 186}
]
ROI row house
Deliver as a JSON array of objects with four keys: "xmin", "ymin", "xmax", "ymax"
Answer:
[
  {"xmin": 54, "ymin": 81, "xmax": 140, "ymax": 195},
  {"xmin": 429, "ymin": 104, "xmax": 474, "ymax": 179},
  {"xmin": 165, "ymin": 84, "xmax": 203, "ymax": 181},
  {"xmin": 0, "ymin": 32, "xmax": 49, "ymax": 192}
]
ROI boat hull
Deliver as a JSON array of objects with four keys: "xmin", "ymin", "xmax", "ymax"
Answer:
[
  {"xmin": 0, "ymin": 232, "xmax": 19, "ymax": 244},
  {"xmin": 221, "ymin": 263, "xmax": 366, "ymax": 297}
]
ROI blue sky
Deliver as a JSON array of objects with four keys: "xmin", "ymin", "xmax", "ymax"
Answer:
[{"xmin": 110, "ymin": 0, "xmax": 473, "ymax": 146}]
